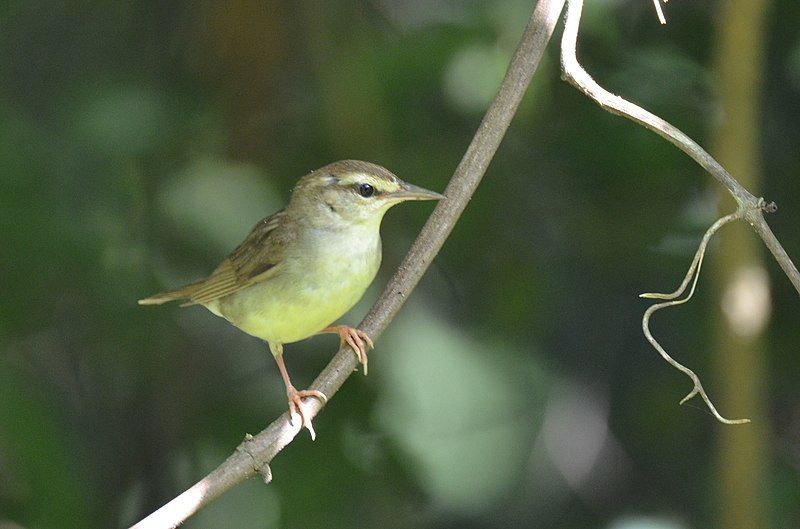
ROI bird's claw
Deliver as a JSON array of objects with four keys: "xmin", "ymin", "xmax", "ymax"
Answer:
[
  {"xmin": 339, "ymin": 327, "xmax": 373, "ymax": 375},
  {"xmin": 287, "ymin": 387, "xmax": 327, "ymax": 440},
  {"xmin": 319, "ymin": 325, "xmax": 374, "ymax": 375}
]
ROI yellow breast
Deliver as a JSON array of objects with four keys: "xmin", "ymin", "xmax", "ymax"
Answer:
[{"xmin": 207, "ymin": 223, "xmax": 382, "ymax": 345}]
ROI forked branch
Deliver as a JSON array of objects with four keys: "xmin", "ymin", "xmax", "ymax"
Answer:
[
  {"xmin": 560, "ymin": 0, "xmax": 800, "ymax": 295},
  {"xmin": 561, "ymin": 0, "xmax": 798, "ymax": 423},
  {"xmin": 131, "ymin": 2, "xmax": 798, "ymax": 526}
]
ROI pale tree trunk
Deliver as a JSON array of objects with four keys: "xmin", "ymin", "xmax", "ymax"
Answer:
[{"xmin": 711, "ymin": 1, "xmax": 771, "ymax": 528}]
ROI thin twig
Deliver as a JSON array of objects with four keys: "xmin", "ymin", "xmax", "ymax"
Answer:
[
  {"xmin": 652, "ymin": 0, "xmax": 668, "ymax": 25},
  {"xmin": 560, "ymin": 0, "xmax": 800, "ymax": 296},
  {"xmin": 128, "ymin": 1, "xmax": 567, "ymax": 527},
  {"xmin": 641, "ymin": 212, "xmax": 750, "ymax": 424}
]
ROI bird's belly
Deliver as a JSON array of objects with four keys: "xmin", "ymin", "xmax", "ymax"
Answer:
[{"xmin": 209, "ymin": 246, "xmax": 379, "ymax": 344}]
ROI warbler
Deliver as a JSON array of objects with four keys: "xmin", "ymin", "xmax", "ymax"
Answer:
[{"xmin": 139, "ymin": 160, "xmax": 443, "ymax": 437}]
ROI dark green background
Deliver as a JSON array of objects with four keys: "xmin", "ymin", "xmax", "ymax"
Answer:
[{"xmin": 2, "ymin": 1, "xmax": 799, "ymax": 528}]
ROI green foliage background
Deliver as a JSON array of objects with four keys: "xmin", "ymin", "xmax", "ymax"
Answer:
[{"xmin": 1, "ymin": 1, "xmax": 799, "ymax": 528}]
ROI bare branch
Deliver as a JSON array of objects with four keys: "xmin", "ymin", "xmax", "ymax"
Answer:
[
  {"xmin": 560, "ymin": 0, "xmax": 800, "ymax": 296},
  {"xmin": 652, "ymin": 0, "xmax": 668, "ymax": 25},
  {"xmin": 129, "ymin": 0, "xmax": 567, "ymax": 527}
]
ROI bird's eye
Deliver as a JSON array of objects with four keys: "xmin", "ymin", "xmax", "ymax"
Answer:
[{"xmin": 358, "ymin": 183, "xmax": 375, "ymax": 198}]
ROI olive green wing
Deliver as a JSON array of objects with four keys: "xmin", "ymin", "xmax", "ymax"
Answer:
[
  {"xmin": 138, "ymin": 210, "xmax": 289, "ymax": 307},
  {"xmin": 185, "ymin": 209, "xmax": 289, "ymax": 305}
]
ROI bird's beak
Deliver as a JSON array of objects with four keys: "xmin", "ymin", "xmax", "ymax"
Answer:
[{"xmin": 388, "ymin": 180, "xmax": 446, "ymax": 202}]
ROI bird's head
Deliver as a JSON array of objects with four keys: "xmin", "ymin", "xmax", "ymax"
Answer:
[{"xmin": 289, "ymin": 160, "xmax": 444, "ymax": 227}]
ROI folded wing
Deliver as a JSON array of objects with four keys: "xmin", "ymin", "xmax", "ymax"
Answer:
[{"xmin": 138, "ymin": 210, "xmax": 289, "ymax": 306}]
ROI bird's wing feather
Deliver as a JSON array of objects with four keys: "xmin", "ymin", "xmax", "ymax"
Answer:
[{"xmin": 182, "ymin": 210, "xmax": 289, "ymax": 305}]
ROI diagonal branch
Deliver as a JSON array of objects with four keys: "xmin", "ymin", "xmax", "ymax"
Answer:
[
  {"xmin": 129, "ymin": 0, "xmax": 567, "ymax": 527},
  {"xmin": 652, "ymin": 0, "xmax": 668, "ymax": 25},
  {"xmin": 560, "ymin": 0, "xmax": 800, "ymax": 296}
]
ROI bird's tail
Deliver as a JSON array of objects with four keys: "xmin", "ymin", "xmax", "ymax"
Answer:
[{"xmin": 138, "ymin": 280, "xmax": 203, "ymax": 306}]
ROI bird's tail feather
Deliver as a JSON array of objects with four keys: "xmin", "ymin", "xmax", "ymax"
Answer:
[{"xmin": 138, "ymin": 280, "xmax": 202, "ymax": 306}]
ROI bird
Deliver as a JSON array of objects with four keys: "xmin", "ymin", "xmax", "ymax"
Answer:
[{"xmin": 139, "ymin": 160, "xmax": 444, "ymax": 438}]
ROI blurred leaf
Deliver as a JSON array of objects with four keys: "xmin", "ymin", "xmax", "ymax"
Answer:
[
  {"xmin": 377, "ymin": 300, "xmax": 547, "ymax": 514},
  {"xmin": 607, "ymin": 514, "xmax": 689, "ymax": 529},
  {"xmin": 443, "ymin": 43, "xmax": 509, "ymax": 114},
  {"xmin": 157, "ymin": 157, "xmax": 281, "ymax": 251},
  {"xmin": 75, "ymin": 86, "xmax": 169, "ymax": 158}
]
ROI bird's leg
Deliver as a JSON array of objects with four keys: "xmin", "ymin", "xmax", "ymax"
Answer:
[
  {"xmin": 318, "ymin": 325, "xmax": 374, "ymax": 375},
  {"xmin": 270, "ymin": 343, "xmax": 326, "ymax": 440}
]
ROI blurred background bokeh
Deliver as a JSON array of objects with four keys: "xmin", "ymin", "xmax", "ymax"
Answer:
[{"xmin": 2, "ymin": 0, "xmax": 799, "ymax": 528}]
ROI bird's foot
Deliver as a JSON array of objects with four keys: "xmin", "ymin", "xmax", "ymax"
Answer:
[
  {"xmin": 287, "ymin": 386, "xmax": 327, "ymax": 441},
  {"xmin": 321, "ymin": 325, "xmax": 374, "ymax": 375}
]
